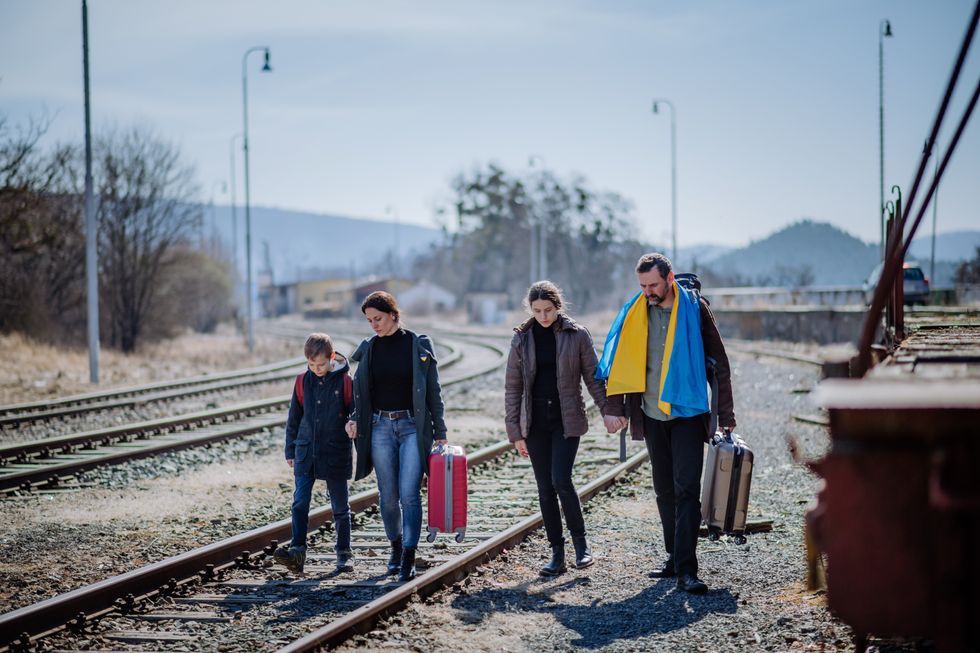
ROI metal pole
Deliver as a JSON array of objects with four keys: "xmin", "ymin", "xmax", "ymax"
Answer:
[
  {"xmin": 242, "ymin": 47, "xmax": 270, "ymax": 353},
  {"xmin": 669, "ymin": 105, "xmax": 677, "ymax": 263},
  {"xmin": 879, "ymin": 20, "xmax": 892, "ymax": 258},
  {"xmin": 229, "ymin": 133, "xmax": 241, "ymax": 315},
  {"xmin": 528, "ymin": 155, "xmax": 546, "ymax": 282},
  {"xmin": 82, "ymin": 0, "xmax": 100, "ymax": 384},
  {"xmin": 930, "ymin": 150, "xmax": 938, "ymax": 285},
  {"xmin": 652, "ymin": 99, "xmax": 677, "ymax": 262}
]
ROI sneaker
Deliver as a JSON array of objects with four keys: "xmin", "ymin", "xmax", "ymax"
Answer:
[
  {"xmin": 273, "ymin": 544, "xmax": 306, "ymax": 574},
  {"xmin": 336, "ymin": 549, "xmax": 355, "ymax": 572}
]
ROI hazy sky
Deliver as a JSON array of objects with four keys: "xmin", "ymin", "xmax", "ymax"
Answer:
[{"xmin": 2, "ymin": 1, "xmax": 977, "ymax": 248}]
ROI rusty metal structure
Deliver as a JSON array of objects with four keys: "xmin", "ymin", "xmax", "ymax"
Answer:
[{"xmin": 806, "ymin": 4, "xmax": 980, "ymax": 650}]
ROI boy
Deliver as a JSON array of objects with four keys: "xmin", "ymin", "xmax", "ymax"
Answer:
[{"xmin": 274, "ymin": 332, "xmax": 355, "ymax": 574}]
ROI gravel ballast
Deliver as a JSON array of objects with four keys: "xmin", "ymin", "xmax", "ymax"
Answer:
[{"xmin": 0, "ymin": 333, "xmax": 918, "ymax": 652}]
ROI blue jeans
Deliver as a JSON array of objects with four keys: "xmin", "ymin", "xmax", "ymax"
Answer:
[
  {"xmin": 290, "ymin": 473, "xmax": 351, "ymax": 552},
  {"xmin": 371, "ymin": 413, "xmax": 424, "ymax": 548}
]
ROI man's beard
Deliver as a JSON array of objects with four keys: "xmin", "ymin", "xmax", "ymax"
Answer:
[{"xmin": 646, "ymin": 292, "xmax": 665, "ymax": 305}]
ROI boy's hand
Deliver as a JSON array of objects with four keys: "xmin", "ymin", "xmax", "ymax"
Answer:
[
  {"xmin": 345, "ymin": 420, "xmax": 357, "ymax": 439},
  {"xmin": 434, "ymin": 439, "xmax": 448, "ymax": 446},
  {"xmin": 286, "ymin": 459, "xmax": 294, "ymax": 469}
]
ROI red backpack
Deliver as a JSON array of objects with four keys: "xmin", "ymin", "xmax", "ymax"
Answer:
[{"xmin": 294, "ymin": 371, "xmax": 353, "ymax": 412}]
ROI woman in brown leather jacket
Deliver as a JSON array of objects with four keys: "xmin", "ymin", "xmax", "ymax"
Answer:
[{"xmin": 504, "ymin": 281, "xmax": 621, "ymax": 576}]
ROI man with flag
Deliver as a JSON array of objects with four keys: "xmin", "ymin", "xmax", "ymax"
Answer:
[{"xmin": 600, "ymin": 252, "xmax": 736, "ymax": 594}]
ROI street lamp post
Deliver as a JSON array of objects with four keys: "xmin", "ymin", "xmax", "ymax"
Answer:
[
  {"xmin": 82, "ymin": 0, "xmax": 100, "ymax": 383},
  {"xmin": 207, "ymin": 180, "xmax": 227, "ymax": 252},
  {"xmin": 528, "ymin": 155, "xmax": 547, "ymax": 282},
  {"xmin": 652, "ymin": 99, "xmax": 677, "ymax": 263},
  {"xmin": 879, "ymin": 19, "xmax": 893, "ymax": 257},
  {"xmin": 241, "ymin": 47, "xmax": 271, "ymax": 353},
  {"xmin": 229, "ymin": 132, "xmax": 242, "ymax": 314}
]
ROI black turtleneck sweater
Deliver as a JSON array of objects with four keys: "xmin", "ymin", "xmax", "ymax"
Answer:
[
  {"xmin": 370, "ymin": 328, "xmax": 414, "ymax": 411},
  {"xmin": 531, "ymin": 321, "xmax": 559, "ymax": 400}
]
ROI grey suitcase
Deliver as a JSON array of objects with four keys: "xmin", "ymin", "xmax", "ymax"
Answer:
[{"xmin": 701, "ymin": 430, "xmax": 754, "ymax": 544}]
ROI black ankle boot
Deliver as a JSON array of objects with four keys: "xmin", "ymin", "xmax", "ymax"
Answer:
[
  {"xmin": 399, "ymin": 547, "xmax": 416, "ymax": 582},
  {"xmin": 540, "ymin": 543, "xmax": 566, "ymax": 577},
  {"xmin": 387, "ymin": 538, "xmax": 403, "ymax": 575},
  {"xmin": 572, "ymin": 536, "xmax": 594, "ymax": 569}
]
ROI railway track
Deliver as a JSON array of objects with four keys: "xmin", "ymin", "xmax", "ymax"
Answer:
[
  {"xmin": 0, "ymin": 335, "xmax": 484, "ymax": 496},
  {"xmin": 0, "ymin": 435, "xmax": 648, "ymax": 652},
  {"xmin": 0, "ymin": 334, "xmax": 396, "ymax": 430}
]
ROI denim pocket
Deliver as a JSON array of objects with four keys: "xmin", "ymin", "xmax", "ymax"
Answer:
[{"xmin": 371, "ymin": 413, "xmax": 381, "ymax": 425}]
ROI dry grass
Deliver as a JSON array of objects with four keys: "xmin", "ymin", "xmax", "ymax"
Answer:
[{"xmin": 0, "ymin": 324, "xmax": 295, "ymax": 405}]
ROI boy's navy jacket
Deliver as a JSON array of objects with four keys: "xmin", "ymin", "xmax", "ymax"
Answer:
[{"xmin": 284, "ymin": 354, "xmax": 353, "ymax": 480}]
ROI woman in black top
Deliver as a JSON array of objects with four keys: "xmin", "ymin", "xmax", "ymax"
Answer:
[
  {"xmin": 504, "ymin": 281, "xmax": 619, "ymax": 576},
  {"xmin": 346, "ymin": 291, "xmax": 448, "ymax": 581}
]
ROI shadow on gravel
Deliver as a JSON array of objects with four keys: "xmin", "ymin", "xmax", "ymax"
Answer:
[{"xmin": 451, "ymin": 576, "xmax": 738, "ymax": 648}]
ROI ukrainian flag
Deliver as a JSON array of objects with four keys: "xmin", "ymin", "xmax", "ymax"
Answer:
[{"xmin": 597, "ymin": 283, "xmax": 709, "ymax": 417}]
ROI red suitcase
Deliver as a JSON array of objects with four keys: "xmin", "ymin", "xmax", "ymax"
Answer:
[{"xmin": 426, "ymin": 444, "xmax": 467, "ymax": 543}]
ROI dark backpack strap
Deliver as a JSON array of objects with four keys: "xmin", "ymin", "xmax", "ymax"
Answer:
[{"xmin": 294, "ymin": 372, "xmax": 305, "ymax": 406}]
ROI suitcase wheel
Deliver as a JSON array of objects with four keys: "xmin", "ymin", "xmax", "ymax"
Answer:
[
  {"xmin": 426, "ymin": 529, "xmax": 437, "ymax": 543},
  {"xmin": 707, "ymin": 529, "xmax": 720, "ymax": 542},
  {"xmin": 734, "ymin": 534, "xmax": 747, "ymax": 545},
  {"xmin": 454, "ymin": 530, "xmax": 465, "ymax": 543}
]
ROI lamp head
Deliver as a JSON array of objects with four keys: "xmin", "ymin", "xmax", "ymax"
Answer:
[
  {"xmin": 883, "ymin": 20, "xmax": 892, "ymax": 37},
  {"xmin": 262, "ymin": 49, "xmax": 272, "ymax": 72}
]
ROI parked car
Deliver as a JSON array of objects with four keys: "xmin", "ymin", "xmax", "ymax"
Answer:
[{"xmin": 863, "ymin": 261, "xmax": 931, "ymax": 306}]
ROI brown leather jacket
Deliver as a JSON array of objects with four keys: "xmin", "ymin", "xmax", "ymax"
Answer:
[
  {"xmin": 604, "ymin": 297, "xmax": 736, "ymax": 442},
  {"xmin": 504, "ymin": 313, "xmax": 609, "ymax": 442}
]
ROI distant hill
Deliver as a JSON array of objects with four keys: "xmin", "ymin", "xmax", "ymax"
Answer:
[
  {"xmin": 908, "ymin": 230, "xmax": 980, "ymax": 265},
  {"xmin": 206, "ymin": 205, "xmax": 442, "ymax": 284},
  {"xmin": 707, "ymin": 220, "xmax": 879, "ymax": 286},
  {"xmin": 203, "ymin": 206, "xmax": 976, "ymax": 289},
  {"xmin": 705, "ymin": 220, "xmax": 978, "ymax": 287}
]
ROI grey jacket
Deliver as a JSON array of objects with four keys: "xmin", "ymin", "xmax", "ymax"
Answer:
[
  {"xmin": 350, "ymin": 329, "xmax": 447, "ymax": 481},
  {"xmin": 504, "ymin": 313, "xmax": 608, "ymax": 442}
]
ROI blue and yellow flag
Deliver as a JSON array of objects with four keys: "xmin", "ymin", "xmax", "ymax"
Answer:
[{"xmin": 597, "ymin": 283, "xmax": 709, "ymax": 417}]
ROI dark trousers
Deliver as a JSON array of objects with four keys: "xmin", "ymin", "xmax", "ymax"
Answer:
[
  {"xmin": 643, "ymin": 413, "xmax": 705, "ymax": 576},
  {"xmin": 291, "ymin": 474, "xmax": 351, "ymax": 552},
  {"xmin": 526, "ymin": 398, "xmax": 585, "ymax": 547}
]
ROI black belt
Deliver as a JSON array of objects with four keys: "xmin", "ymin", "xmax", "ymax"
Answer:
[{"xmin": 375, "ymin": 409, "xmax": 413, "ymax": 420}]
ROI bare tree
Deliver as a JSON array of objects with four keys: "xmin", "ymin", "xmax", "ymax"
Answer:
[
  {"xmin": 95, "ymin": 127, "xmax": 201, "ymax": 352},
  {"xmin": 0, "ymin": 115, "xmax": 84, "ymax": 338},
  {"xmin": 415, "ymin": 163, "xmax": 644, "ymax": 313}
]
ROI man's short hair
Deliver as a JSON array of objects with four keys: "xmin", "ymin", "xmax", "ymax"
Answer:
[
  {"xmin": 304, "ymin": 332, "xmax": 333, "ymax": 360},
  {"xmin": 636, "ymin": 252, "xmax": 673, "ymax": 278}
]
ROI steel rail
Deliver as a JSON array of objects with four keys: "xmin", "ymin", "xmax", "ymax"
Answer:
[
  {"xmin": 726, "ymin": 341, "xmax": 823, "ymax": 367},
  {"xmin": 0, "ymin": 337, "xmax": 504, "ymax": 494},
  {"xmin": 0, "ymin": 441, "xmax": 513, "ymax": 647},
  {"xmin": 0, "ymin": 338, "xmax": 468, "ymax": 464},
  {"xmin": 0, "ymin": 367, "xmax": 306, "ymax": 428},
  {"xmin": 0, "ymin": 337, "xmax": 363, "ymax": 428},
  {"xmin": 278, "ymin": 448, "xmax": 650, "ymax": 652},
  {"xmin": 0, "ymin": 357, "xmax": 305, "ymax": 417},
  {"xmin": 0, "ymin": 413, "xmax": 284, "ymax": 493}
]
